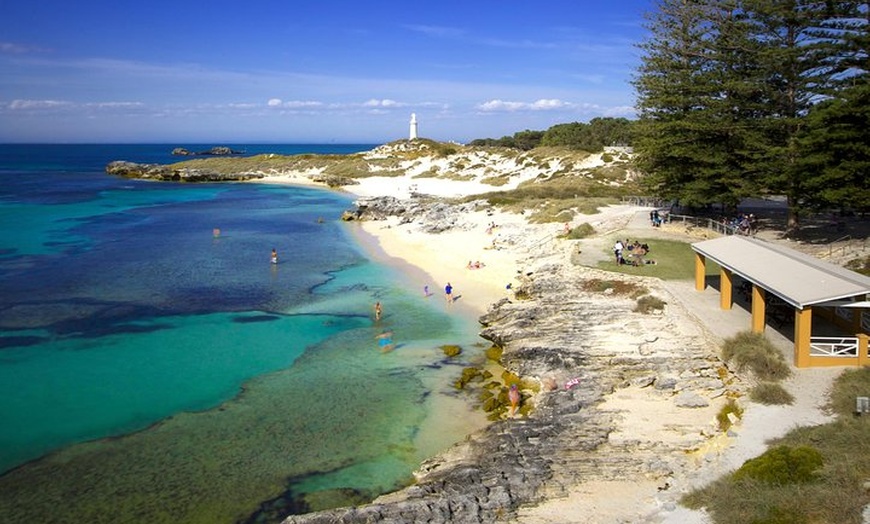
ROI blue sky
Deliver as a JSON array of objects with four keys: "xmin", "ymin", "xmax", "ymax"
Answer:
[{"xmin": 0, "ymin": 0, "xmax": 652, "ymax": 143}]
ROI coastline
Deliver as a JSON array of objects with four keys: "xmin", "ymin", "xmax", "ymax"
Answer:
[
  {"xmin": 347, "ymin": 198, "xmax": 843, "ymax": 524},
  {"xmin": 253, "ymin": 171, "xmax": 846, "ymax": 524}
]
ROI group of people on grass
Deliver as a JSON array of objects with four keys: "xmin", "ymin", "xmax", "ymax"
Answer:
[{"xmin": 613, "ymin": 239, "xmax": 656, "ymax": 266}]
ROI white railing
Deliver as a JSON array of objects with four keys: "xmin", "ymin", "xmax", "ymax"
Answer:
[{"xmin": 810, "ymin": 336, "xmax": 859, "ymax": 357}]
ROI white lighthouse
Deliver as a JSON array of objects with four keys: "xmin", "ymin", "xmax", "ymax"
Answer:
[{"xmin": 409, "ymin": 113, "xmax": 418, "ymax": 140}]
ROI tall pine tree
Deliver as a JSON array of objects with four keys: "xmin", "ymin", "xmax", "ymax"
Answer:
[{"xmin": 634, "ymin": 0, "xmax": 868, "ymax": 229}]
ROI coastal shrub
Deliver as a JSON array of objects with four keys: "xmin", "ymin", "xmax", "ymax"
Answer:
[
  {"xmin": 601, "ymin": 152, "xmax": 614, "ymax": 163},
  {"xmin": 716, "ymin": 398, "xmax": 743, "ymax": 432},
  {"xmin": 441, "ymin": 344, "xmax": 462, "ymax": 358},
  {"xmin": 681, "ymin": 369, "xmax": 870, "ymax": 524},
  {"xmin": 721, "ymin": 331, "xmax": 792, "ymax": 382},
  {"xmin": 485, "ymin": 345, "xmax": 504, "ymax": 362},
  {"xmin": 586, "ymin": 164, "xmax": 628, "ymax": 182},
  {"xmin": 750, "ymin": 382, "xmax": 795, "ymax": 405},
  {"xmin": 633, "ymin": 295, "xmax": 666, "ymax": 314},
  {"xmin": 733, "ymin": 445, "xmax": 824, "ymax": 485},
  {"xmin": 582, "ymin": 278, "xmax": 647, "ymax": 297},
  {"xmin": 565, "ymin": 222, "xmax": 595, "ymax": 239},
  {"xmin": 828, "ymin": 366, "xmax": 870, "ymax": 416},
  {"xmin": 844, "ymin": 255, "xmax": 870, "ymax": 276},
  {"xmin": 413, "ymin": 167, "xmax": 441, "ymax": 178},
  {"xmin": 471, "ymin": 175, "xmax": 631, "ymax": 209},
  {"xmin": 480, "ymin": 174, "xmax": 511, "ymax": 186}
]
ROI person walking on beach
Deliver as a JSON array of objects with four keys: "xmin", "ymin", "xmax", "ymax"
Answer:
[{"xmin": 445, "ymin": 282, "xmax": 453, "ymax": 303}]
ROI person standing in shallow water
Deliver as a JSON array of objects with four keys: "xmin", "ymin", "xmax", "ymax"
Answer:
[
  {"xmin": 374, "ymin": 301, "xmax": 382, "ymax": 321},
  {"xmin": 444, "ymin": 282, "xmax": 453, "ymax": 303},
  {"xmin": 509, "ymin": 384, "xmax": 520, "ymax": 417},
  {"xmin": 271, "ymin": 248, "xmax": 278, "ymax": 265}
]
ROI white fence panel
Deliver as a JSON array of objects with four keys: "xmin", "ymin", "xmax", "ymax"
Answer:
[{"xmin": 810, "ymin": 337, "xmax": 859, "ymax": 357}]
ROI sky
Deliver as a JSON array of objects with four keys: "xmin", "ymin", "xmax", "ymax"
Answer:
[{"xmin": 0, "ymin": 0, "xmax": 653, "ymax": 144}]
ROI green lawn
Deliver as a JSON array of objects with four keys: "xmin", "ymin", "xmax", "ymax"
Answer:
[{"xmin": 593, "ymin": 236, "xmax": 720, "ymax": 281}]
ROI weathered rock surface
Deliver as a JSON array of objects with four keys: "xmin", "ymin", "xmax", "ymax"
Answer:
[
  {"xmin": 341, "ymin": 196, "xmax": 488, "ymax": 234},
  {"xmin": 280, "ymin": 203, "xmax": 733, "ymax": 523},
  {"xmin": 105, "ymin": 161, "xmax": 264, "ymax": 182}
]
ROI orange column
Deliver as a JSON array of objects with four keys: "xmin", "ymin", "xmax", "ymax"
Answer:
[
  {"xmin": 751, "ymin": 285, "xmax": 766, "ymax": 333},
  {"xmin": 858, "ymin": 334, "xmax": 869, "ymax": 367},
  {"xmin": 720, "ymin": 268, "xmax": 733, "ymax": 310},
  {"xmin": 794, "ymin": 307, "xmax": 812, "ymax": 368},
  {"xmin": 694, "ymin": 253, "xmax": 706, "ymax": 291}
]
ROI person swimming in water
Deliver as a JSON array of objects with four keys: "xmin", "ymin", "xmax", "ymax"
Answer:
[{"xmin": 375, "ymin": 330, "xmax": 394, "ymax": 352}]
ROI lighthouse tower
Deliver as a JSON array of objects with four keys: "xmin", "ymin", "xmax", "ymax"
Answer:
[{"xmin": 409, "ymin": 113, "xmax": 418, "ymax": 140}]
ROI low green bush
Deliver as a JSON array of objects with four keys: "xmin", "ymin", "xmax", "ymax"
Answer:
[
  {"xmin": 634, "ymin": 295, "xmax": 666, "ymax": 314},
  {"xmin": 750, "ymin": 382, "xmax": 795, "ymax": 405},
  {"xmin": 566, "ymin": 222, "xmax": 595, "ymax": 239},
  {"xmin": 681, "ymin": 369, "xmax": 870, "ymax": 524},
  {"xmin": 732, "ymin": 445, "xmax": 824, "ymax": 485},
  {"xmin": 827, "ymin": 366, "xmax": 870, "ymax": 416},
  {"xmin": 716, "ymin": 398, "xmax": 744, "ymax": 431},
  {"xmin": 721, "ymin": 331, "xmax": 792, "ymax": 381}
]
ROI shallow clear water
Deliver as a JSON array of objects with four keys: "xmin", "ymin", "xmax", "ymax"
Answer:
[{"xmin": 0, "ymin": 145, "xmax": 487, "ymax": 523}]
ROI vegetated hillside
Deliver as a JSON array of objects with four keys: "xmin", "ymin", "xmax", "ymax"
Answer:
[{"xmin": 172, "ymin": 138, "xmax": 641, "ymax": 199}]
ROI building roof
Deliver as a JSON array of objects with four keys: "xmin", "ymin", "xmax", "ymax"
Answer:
[{"xmin": 692, "ymin": 236, "xmax": 870, "ymax": 309}]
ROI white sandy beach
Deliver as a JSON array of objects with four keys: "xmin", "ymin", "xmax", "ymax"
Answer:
[{"xmin": 258, "ymin": 170, "xmax": 846, "ymax": 524}]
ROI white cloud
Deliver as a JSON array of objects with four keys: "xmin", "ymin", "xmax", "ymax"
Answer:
[
  {"xmin": 85, "ymin": 102, "xmax": 144, "ymax": 109},
  {"xmin": 8, "ymin": 99, "xmax": 72, "ymax": 110},
  {"xmin": 6, "ymin": 99, "xmax": 145, "ymax": 112},
  {"xmin": 530, "ymin": 99, "xmax": 568, "ymax": 110},
  {"xmin": 362, "ymin": 99, "xmax": 404, "ymax": 108},
  {"xmin": 268, "ymin": 99, "xmax": 324, "ymax": 109},
  {"xmin": 477, "ymin": 98, "xmax": 572, "ymax": 112}
]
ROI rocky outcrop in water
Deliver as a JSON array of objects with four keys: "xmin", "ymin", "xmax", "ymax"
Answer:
[
  {"xmin": 281, "ymin": 238, "xmax": 732, "ymax": 523},
  {"xmin": 171, "ymin": 146, "xmax": 244, "ymax": 156},
  {"xmin": 105, "ymin": 161, "xmax": 264, "ymax": 182}
]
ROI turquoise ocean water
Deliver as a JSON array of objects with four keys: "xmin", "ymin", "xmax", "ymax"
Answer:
[{"xmin": 0, "ymin": 145, "xmax": 488, "ymax": 523}]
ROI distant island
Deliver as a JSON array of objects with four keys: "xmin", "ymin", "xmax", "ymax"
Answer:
[{"xmin": 171, "ymin": 146, "xmax": 245, "ymax": 156}]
